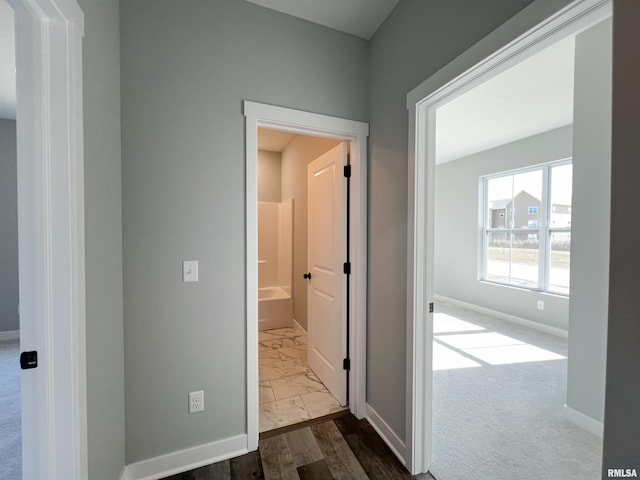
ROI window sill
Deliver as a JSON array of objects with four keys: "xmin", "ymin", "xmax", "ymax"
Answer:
[{"xmin": 479, "ymin": 280, "xmax": 569, "ymax": 298}]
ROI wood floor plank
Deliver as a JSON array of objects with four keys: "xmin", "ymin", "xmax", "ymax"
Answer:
[
  {"xmin": 260, "ymin": 434, "xmax": 301, "ymax": 480},
  {"xmin": 158, "ymin": 414, "xmax": 425, "ymax": 480},
  {"xmin": 334, "ymin": 417, "xmax": 412, "ymax": 480},
  {"xmin": 284, "ymin": 427, "xmax": 324, "ymax": 468},
  {"xmin": 310, "ymin": 421, "xmax": 368, "ymax": 480},
  {"xmin": 296, "ymin": 459, "xmax": 334, "ymax": 480},
  {"xmin": 332, "ymin": 412, "xmax": 360, "ymax": 436},
  {"xmin": 342, "ymin": 432, "xmax": 401, "ymax": 480},
  {"xmin": 230, "ymin": 450, "xmax": 265, "ymax": 479}
]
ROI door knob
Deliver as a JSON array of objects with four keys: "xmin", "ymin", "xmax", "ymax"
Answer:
[
  {"xmin": 20, "ymin": 351, "xmax": 38, "ymax": 369},
  {"xmin": 303, "ymin": 272, "xmax": 312, "ymax": 279}
]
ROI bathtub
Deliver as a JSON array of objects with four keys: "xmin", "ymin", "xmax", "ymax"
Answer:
[{"xmin": 258, "ymin": 286, "xmax": 293, "ymax": 331}]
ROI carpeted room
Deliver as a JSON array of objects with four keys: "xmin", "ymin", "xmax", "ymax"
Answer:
[{"xmin": 428, "ymin": 19, "xmax": 610, "ymax": 477}]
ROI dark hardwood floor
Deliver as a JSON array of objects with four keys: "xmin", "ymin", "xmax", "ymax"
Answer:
[{"xmin": 162, "ymin": 414, "xmax": 435, "ymax": 480}]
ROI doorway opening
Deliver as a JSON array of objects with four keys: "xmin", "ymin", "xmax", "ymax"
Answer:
[
  {"xmin": 244, "ymin": 101, "xmax": 368, "ymax": 451},
  {"xmin": 256, "ymin": 128, "xmax": 349, "ymax": 433},
  {"xmin": 406, "ymin": 0, "xmax": 612, "ymax": 475}
]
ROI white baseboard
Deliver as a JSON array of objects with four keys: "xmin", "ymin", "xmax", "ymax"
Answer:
[
  {"xmin": 434, "ymin": 294, "xmax": 568, "ymax": 338},
  {"xmin": 123, "ymin": 434, "xmax": 248, "ymax": 480},
  {"xmin": 366, "ymin": 404, "xmax": 406, "ymax": 466},
  {"xmin": 562, "ymin": 405, "xmax": 604, "ymax": 438},
  {"xmin": 0, "ymin": 330, "xmax": 19, "ymax": 341},
  {"xmin": 293, "ymin": 318, "xmax": 307, "ymax": 335},
  {"xmin": 119, "ymin": 466, "xmax": 128, "ymax": 480}
]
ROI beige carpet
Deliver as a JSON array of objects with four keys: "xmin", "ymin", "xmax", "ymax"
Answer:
[
  {"xmin": 430, "ymin": 302, "xmax": 602, "ymax": 480},
  {"xmin": 0, "ymin": 339, "xmax": 21, "ymax": 479}
]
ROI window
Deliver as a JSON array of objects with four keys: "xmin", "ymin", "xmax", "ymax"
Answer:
[{"xmin": 482, "ymin": 161, "xmax": 572, "ymax": 295}]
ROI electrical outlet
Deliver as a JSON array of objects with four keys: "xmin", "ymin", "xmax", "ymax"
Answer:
[
  {"xmin": 189, "ymin": 390, "xmax": 204, "ymax": 413},
  {"xmin": 537, "ymin": 300, "xmax": 545, "ymax": 310}
]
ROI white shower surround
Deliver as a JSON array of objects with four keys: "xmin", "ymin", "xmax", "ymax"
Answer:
[{"xmin": 258, "ymin": 199, "xmax": 294, "ymax": 330}]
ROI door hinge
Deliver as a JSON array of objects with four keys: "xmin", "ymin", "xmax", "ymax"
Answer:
[
  {"xmin": 343, "ymin": 262, "xmax": 351, "ymax": 275},
  {"xmin": 429, "ymin": 302, "xmax": 434, "ymax": 313},
  {"xmin": 20, "ymin": 351, "xmax": 38, "ymax": 370},
  {"xmin": 344, "ymin": 165, "xmax": 352, "ymax": 178},
  {"xmin": 343, "ymin": 358, "xmax": 351, "ymax": 371}
]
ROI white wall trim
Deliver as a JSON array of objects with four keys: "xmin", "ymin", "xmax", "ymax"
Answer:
[
  {"xmin": 434, "ymin": 294, "xmax": 568, "ymax": 338},
  {"xmin": 123, "ymin": 435, "xmax": 247, "ymax": 480},
  {"xmin": 405, "ymin": 0, "xmax": 611, "ymax": 474},
  {"xmin": 14, "ymin": 0, "xmax": 87, "ymax": 479},
  {"xmin": 0, "ymin": 330, "xmax": 20, "ymax": 341},
  {"xmin": 244, "ymin": 100, "xmax": 369, "ymax": 452},
  {"xmin": 563, "ymin": 405, "xmax": 604, "ymax": 438},
  {"xmin": 293, "ymin": 318, "xmax": 307, "ymax": 335},
  {"xmin": 407, "ymin": 0, "xmax": 611, "ymax": 108},
  {"xmin": 366, "ymin": 404, "xmax": 406, "ymax": 466}
]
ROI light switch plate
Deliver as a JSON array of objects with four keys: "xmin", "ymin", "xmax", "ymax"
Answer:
[{"xmin": 183, "ymin": 260, "xmax": 199, "ymax": 282}]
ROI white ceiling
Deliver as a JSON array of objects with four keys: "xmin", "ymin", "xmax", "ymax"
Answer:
[
  {"xmin": 0, "ymin": 0, "xmax": 15, "ymax": 120},
  {"xmin": 258, "ymin": 128, "xmax": 295, "ymax": 152},
  {"xmin": 244, "ymin": 0, "xmax": 399, "ymax": 39},
  {"xmin": 435, "ymin": 35, "xmax": 575, "ymax": 165}
]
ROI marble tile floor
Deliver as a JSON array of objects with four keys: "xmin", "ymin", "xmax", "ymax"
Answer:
[{"xmin": 259, "ymin": 326, "xmax": 347, "ymax": 432}]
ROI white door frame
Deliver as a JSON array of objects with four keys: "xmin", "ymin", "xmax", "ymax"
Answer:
[
  {"xmin": 243, "ymin": 101, "xmax": 369, "ymax": 451},
  {"xmin": 404, "ymin": 0, "xmax": 612, "ymax": 474},
  {"xmin": 13, "ymin": 0, "xmax": 87, "ymax": 478}
]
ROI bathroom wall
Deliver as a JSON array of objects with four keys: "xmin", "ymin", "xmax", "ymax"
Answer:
[
  {"xmin": 257, "ymin": 200, "xmax": 294, "ymax": 293},
  {"xmin": 258, "ymin": 203, "xmax": 279, "ymax": 288},
  {"xmin": 278, "ymin": 199, "xmax": 293, "ymax": 296},
  {"xmin": 281, "ymin": 135, "xmax": 341, "ymax": 330},
  {"xmin": 258, "ymin": 148, "xmax": 293, "ymax": 293},
  {"xmin": 258, "ymin": 150, "xmax": 282, "ymax": 202}
]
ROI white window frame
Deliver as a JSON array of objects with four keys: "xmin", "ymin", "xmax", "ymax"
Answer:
[{"xmin": 480, "ymin": 159, "xmax": 572, "ymax": 294}]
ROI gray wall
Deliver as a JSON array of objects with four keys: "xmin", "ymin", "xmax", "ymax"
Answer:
[
  {"xmin": 120, "ymin": 1, "xmax": 368, "ymax": 463},
  {"xmin": 603, "ymin": 0, "xmax": 640, "ymax": 472},
  {"xmin": 435, "ymin": 126, "xmax": 572, "ymax": 331},
  {"xmin": 367, "ymin": 0, "xmax": 536, "ymax": 440},
  {"xmin": 258, "ymin": 150, "xmax": 281, "ymax": 203},
  {"xmin": 566, "ymin": 19, "xmax": 612, "ymax": 425},
  {"xmin": 79, "ymin": 0, "xmax": 126, "ymax": 478},
  {"xmin": 0, "ymin": 119, "xmax": 18, "ymax": 333},
  {"xmin": 280, "ymin": 135, "xmax": 340, "ymax": 331}
]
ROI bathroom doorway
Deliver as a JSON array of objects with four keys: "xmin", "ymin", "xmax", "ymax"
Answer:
[
  {"xmin": 244, "ymin": 100, "xmax": 369, "ymax": 450},
  {"xmin": 256, "ymin": 128, "xmax": 348, "ymax": 433}
]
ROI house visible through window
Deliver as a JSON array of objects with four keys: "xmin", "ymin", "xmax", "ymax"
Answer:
[{"xmin": 482, "ymin": 161, "xmax": 572, "ymax": 295}]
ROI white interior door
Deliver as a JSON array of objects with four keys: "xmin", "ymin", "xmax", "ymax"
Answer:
[{"xmin": 307, "ymin": 143, "xmax": 347, "ymax": 406}]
